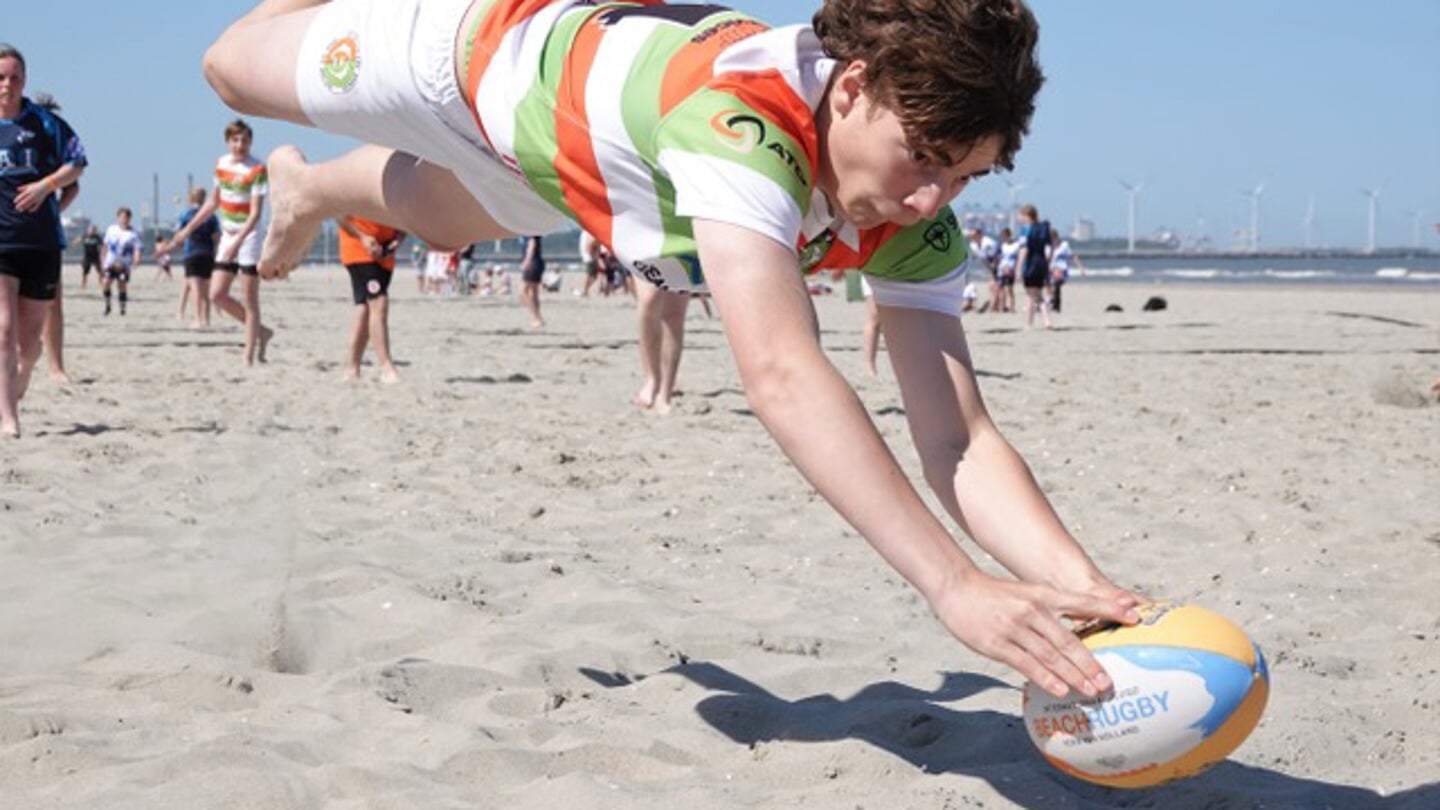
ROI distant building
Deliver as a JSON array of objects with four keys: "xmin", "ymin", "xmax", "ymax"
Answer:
[{"xmin": 1070, "ymin": 217, "xmax": 1096, "ymax": 241}]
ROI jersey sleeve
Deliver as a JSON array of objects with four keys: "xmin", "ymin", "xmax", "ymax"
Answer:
[
  {"xmin": 858, "ymin": 206, "xmax": 971, "ymax": 283},
  {"xmin": 653, "ymin": 88, "xmax": 814, "ymax": 253},
  {"xmin": 251, "ymin": 164, "xmax": 268, "ymax": 199},
  {"xmin": 52, "ymin": 114, "xmax": 87, "ymax": 169}
]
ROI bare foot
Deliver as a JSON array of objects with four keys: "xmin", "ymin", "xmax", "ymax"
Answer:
[
  {"xmin": 343, "ymin": 365, "xmax": 361, "ymax": 382},
  {"xmin": 257, "ymin": 326, "xmax": 274, "ymax": 363},
  {"xmin": 2, "ymin": 421, "xmax": 18, "ymax": 439},
  {"xmin": 529, "ymin": 319, "xmax": 545, "ymax": 330},
  {"xmin": 48, "ymin": 369, "xmax": 72, "ymax": 386},
  {"xmin": 379, "ymin": 365, "xmax": 400, "ymax": 384},
  {"xmin": 633, "ymin": 383, "xmax": 656, "ymax": 410},
  {"xmin": 259, "ymin": 146, "xmax": 324, "ymax": 280}
]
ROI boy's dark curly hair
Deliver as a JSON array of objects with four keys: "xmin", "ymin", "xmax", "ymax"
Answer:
[{"xmin": 813, "ymin": 0, "xmax": 1044, "ymax": 169}]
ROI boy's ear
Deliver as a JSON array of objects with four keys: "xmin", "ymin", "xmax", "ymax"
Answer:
[{"xmin": 830, "ymin": 60, "xmax": 868, "ymax": 117}]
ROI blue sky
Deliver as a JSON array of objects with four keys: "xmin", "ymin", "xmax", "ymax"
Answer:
[{"xmin": 8, "ymin": 0, "xmax": 1438, "ymax": 250}]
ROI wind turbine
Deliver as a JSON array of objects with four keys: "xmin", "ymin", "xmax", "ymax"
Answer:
[
  {"xmin": 1243, "ymin": 184, "xmax": 1264, "ymax": 253},
  {"xmin": 1303, "ymin": 196, "xmax": 1316, "ymax": 250},
  {"xmin": 1119, "ymin": 179, "xmax": 1142, "ymax": 253},
  {"xmin": 1362, "ymin": 188, "xmax": 1381, "ymax": 253},
  {"xmin": 1003, "ymin": 177, "xmax": 1027, "ymax": 233}
]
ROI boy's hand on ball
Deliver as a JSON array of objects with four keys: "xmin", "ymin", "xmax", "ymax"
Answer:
[
  {"xmin": 1056, "ymin": 575, "xmax": 1145, "ymax": 622},
  {"xmin": 931, "ymin": 571, "xmax": 1139, "ymax": 699}
]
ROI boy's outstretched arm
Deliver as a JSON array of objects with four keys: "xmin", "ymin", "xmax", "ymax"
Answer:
[
  {"xmin": 878, "ymin": 304, "xmax": 1135, "ymax": 605},
  {"xmin": 694, "ymin": 218, "xmax": 1136, "ymax": 700}
]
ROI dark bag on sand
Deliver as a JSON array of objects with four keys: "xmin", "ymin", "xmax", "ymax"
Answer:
[{"xmin": 1142, "ymin": 296, "xmax": 1168, "ymax": 312}]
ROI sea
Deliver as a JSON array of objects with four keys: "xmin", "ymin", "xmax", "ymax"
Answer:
[{"xmin": 1073, "ymin": 254, "xmax": 1440, "ymax": 288}]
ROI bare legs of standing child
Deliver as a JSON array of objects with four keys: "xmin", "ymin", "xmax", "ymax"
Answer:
[{"xmin": 634, "ymin": 282, "xmax": 689, "ymax": 414}]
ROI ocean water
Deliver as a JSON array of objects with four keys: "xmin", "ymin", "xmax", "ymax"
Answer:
[{"xmin": 1075, "ymin": 254, "xmax": 1440, "ymax": 287}]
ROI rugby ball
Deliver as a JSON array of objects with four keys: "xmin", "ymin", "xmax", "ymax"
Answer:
[{"xmin": 1022, "ymin": 602, "xmax": 1268, "ymax": 788}]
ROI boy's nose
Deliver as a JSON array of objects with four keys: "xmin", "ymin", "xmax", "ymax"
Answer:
[{"xmin": 906, "ymin": 183, "xmax": 945, "ymax": 220}]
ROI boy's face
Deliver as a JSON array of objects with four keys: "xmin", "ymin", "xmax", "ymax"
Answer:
[
  {"xmin": 822, "ymin": 65, "xmax": 999, "ymax": 230},
  {"xmin": 117, "ymin": 211, "xmax": 131, "ymax": 227},
  {"xmin": 227, "ymin": 132, "xmax": 252, "ymax": 158}
]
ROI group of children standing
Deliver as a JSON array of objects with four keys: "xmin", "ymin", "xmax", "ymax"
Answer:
[{"xmin": 968, "ymin": 205, "xmax": 1082, "ymax": 328}]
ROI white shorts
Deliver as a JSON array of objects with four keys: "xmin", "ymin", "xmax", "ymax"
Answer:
[
  {"xmin": 864, "ymin": 261, "xmax": 973, "ymax": 317},
  {"xmin": 217, "ymin": 228, "xmax": 263, "ymax": 267},
  {"xmin": 294, "ymin": 0, "xmax": 569, "ymax": 236}
]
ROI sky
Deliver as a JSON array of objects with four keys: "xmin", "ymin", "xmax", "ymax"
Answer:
[{"xmin": 8, "ymin": 0, "xmax": 1438, "ymax": 251}]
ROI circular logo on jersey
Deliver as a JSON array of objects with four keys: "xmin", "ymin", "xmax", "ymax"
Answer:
[
  {"xmin": 711, "ymin": 111, "xmax": 766, "ymax": 154},
  {"xmin": 320, "ymin": 34, "xmax": 361, "ymax": 94},
  {"xmin": 366, "ymin": 279, "xmax": 382, "ymax": 296}
]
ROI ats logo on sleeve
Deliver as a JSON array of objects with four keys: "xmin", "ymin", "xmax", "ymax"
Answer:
[
  {"xmin": 321, "ymin": 34, "xmax": 361, "ymax": 94},
  {"xmin": 711, "ymin": 111, "xmax": 765, "ymax": 154}
]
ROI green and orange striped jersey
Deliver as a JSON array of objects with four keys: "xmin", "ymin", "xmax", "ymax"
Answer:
[
  {"xmin": 467, "ymin": 0, "xmax": 968, "ymax": 291},
  {"xmin": 213, "ymin": 154, "xmax": 267, "ymax": 234}
]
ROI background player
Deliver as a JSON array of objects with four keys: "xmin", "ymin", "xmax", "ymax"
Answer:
[
  {"xmin": 0, "ymin": 44, "xmax": 86, "ymax": 437},
  {"xmin": 160, "ymin": 119, "xmax": 273, "ymax": 365}
]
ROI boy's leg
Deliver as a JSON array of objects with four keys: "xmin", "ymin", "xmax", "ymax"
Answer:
[
  {"xmin": 654, "ymin": 291, "xmax": 689, "ymax": 411},
  {"xmin": 211, "ymin": 270, "xmax": 246, "ymax": 325},
  {"xmin": 205, "ymin": 3, "xmax": 327, "ymax": 126},
  {"xmin": 240, "ymin": 273, "xmax": 271, "ymax": 364},
  {"xmin": 521, "ymin": 281, "xmax": 543, "ymax": 328},
  {"xmin": 634, "ymin": 282, "xmax": 665, "ymax": 409},
  {"xmin": 368, "ymin": 295, "xmax": 398, "ymax": 382},
  {"xmin": 345, "ymin": 304, "xmax": 367, "ymax": 379},
  {"xmin": 862, "ymin": 294, "xmax": 881, "ymax": 377},
  {"xmin": 194, "ymin": 278, "xmax": 212, "ymax": 327},
  {"xmin": 263, "ymin": 146, "xmax": 516, "ymax": 279}
]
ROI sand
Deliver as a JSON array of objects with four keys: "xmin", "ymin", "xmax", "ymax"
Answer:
[{"xmin": 2, "ymin": 267, "xmax": 1437, "ymax": 809}]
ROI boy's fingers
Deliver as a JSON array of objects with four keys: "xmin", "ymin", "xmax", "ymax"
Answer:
[
  {"xmin": 1033, "ymin": 614, "xmax": 1111, "ymax": 694},
  {"xmin": 1019, "ymin": 625, "xmax": 1099, "ymax": 697},
  {"xmin": 1001, "ymin": 644, "xmax": 1069, "ymax": 699},
  {"xmin": 1058, "ymin": 592, "xmax": 1140, "ymax": 625}
]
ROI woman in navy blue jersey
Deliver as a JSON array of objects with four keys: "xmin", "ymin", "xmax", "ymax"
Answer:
[{"xmin": 0, "ymin": 44, "xmax": 87, "ymax": 438}]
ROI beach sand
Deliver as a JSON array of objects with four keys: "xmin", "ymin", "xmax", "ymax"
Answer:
[{"xmin": 2, "ymin": 267, "xmax": 1437, "ymax": 809}]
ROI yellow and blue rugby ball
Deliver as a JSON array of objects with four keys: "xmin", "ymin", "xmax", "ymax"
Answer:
[{"xmin": 1022, "ymin": 602, "xmax": 1269, "ymax": 789}]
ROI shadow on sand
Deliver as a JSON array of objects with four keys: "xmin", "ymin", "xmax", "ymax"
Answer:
[{"xmin": 581, "ymin": 661, "xmax": 1436, "ymax": 810}]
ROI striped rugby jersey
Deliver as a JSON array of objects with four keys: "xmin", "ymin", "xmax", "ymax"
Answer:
[
  {"xmin": 213, "ymin": 154, "xmax": 267, "ymax": 234},
  {"xmin": 465, "ymin": 0, "xmax": 968, "ymax": 292}
]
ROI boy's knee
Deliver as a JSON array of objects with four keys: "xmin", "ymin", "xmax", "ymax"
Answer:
[
  {"xmin": 204, "ymin": 32, "xmax": 252, "ymax": 114},
  {"xmin": 17, "ymin": 332, "xmax": 43, "ymax": 362}
]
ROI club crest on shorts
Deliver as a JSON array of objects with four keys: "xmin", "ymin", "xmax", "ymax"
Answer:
[
  {"xmin": 320, "ymin": 33, "xmax": 361, "ymax": 94},
  {"xmin": 366, "ymin": 279, "xmax": 381, "ymax": 295}
]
